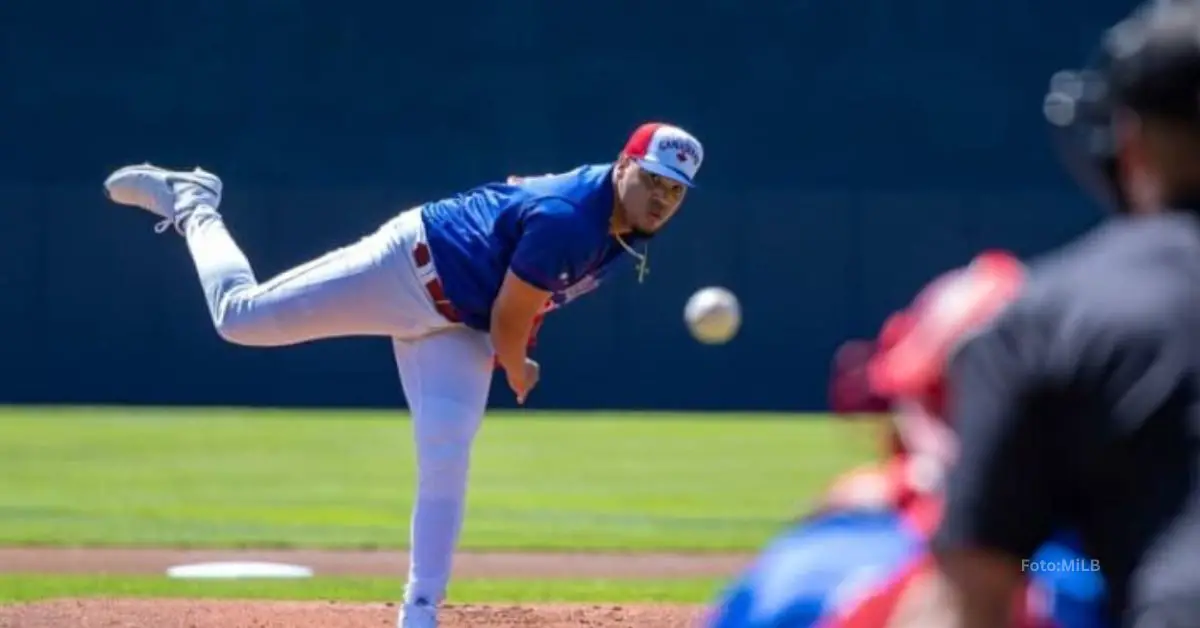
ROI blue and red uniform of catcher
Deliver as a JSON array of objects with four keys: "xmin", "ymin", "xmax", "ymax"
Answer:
[
  {"xmin": 707, "ymin": 496, "xmax": 1107, "ymax": 627},
  {"xmin": 707, "ymin": 251, "xmax": 1109, "ymax": 628}
]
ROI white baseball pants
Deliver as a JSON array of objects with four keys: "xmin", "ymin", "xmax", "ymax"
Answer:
[{"xmin": 182, "ymin": 206, "xmax": 492, "ymax": 604}]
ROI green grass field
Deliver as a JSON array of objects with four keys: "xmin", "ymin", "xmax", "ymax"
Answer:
[
  {"xmin": 0, "ymin": 406, "xmax": 876, "ymax": 603},
  {"xmin": 0, "ymin": 575, "xmax": 725, "ymax": 604}
]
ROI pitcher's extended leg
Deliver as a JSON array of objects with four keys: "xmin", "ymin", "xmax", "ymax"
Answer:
[
  {"xmin": 183, "ymin": 210, "xmax": 416, "ymax": 345},
  {"xmin": 105, "ymin": 164, "xmax": 425, "ymax": 346},
  {"xmin": 392, "ymin": 328, "xmax": 494, "ymax": 622}
]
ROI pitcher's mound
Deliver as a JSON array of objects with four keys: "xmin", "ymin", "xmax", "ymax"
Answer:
[{"xmin": 0, "ymin": 599, "xmax": 709, "ymax": 627}]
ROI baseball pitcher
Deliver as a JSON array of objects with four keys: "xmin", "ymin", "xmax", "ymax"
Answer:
[{"xmin": 102, "ymin": 121, "xmax": 703, "ymax": 628}]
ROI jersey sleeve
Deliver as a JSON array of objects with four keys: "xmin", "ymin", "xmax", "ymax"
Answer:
[
  {"xmin": 932, "ymin": 299, "xmax": 1063, "ymax": 562},
  {"xmin": 509, "ymin": 200, "xmax": 585, "ymax": 292}
]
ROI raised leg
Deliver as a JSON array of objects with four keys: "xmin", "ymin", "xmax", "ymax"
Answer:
[
  {"xmin": 105, "ymin": 164, "xmax": 441, "ymax": 345},
  {"xmin": 183, "ymin": 211, "xmax": 426, "ymax": 346}
]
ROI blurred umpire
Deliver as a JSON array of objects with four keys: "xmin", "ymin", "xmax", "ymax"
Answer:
[{"xmin": 931, "ymin": 1, "xmax": 1200, "ymax": 626}]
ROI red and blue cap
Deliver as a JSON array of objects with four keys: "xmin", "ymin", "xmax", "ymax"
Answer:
[{"xmin": 621, "ymin": 122, "xmax": 703, "ymax": 187}]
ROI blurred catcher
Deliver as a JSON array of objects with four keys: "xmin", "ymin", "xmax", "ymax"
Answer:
[{"xmin": 706, "ymin": 251, "xmax": 1108, "ymax": 628}]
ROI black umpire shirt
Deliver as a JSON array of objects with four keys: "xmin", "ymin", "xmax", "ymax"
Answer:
[{"xmin": 932, "ymin": 211, "xmax": 1200, "ymax": 625}]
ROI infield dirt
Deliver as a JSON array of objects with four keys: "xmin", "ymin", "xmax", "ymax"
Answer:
[{"xmin": 0, "ymin": 547, "xmax": 749, "ymax": 627}]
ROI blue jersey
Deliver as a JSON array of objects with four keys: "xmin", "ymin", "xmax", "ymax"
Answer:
[
  {"xmin": 421, "ymin": 164, "xmax": 644, "ymax": 331},
  {"xmin": 709, "ymin": 510, "xmax": 1109, "ymax": 628},
  {"xmin": 710, "ymin": 511, "xmax": 924, "ymax": 628}
]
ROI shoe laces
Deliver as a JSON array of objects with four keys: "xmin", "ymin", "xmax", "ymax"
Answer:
[
  {"xmin": 153, "ymin": 214, "xmax": 187, "ymax": 235},
  {"xmin": 154, "ymin": 206, "xmax": 219, "ymax": 236},
  {"xmin": 154, "ymin": 180, "xmax": 217, "ymax": 235}
]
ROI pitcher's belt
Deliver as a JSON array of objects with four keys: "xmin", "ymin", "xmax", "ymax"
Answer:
[{"xmin": 412, "ymin": 242, "xmax": 463, "ymax": 324}]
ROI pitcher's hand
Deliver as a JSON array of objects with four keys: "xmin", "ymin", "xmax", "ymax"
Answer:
[{"xmin": 506, "ymin": 358, "xmax": 541, "ymax": 404}]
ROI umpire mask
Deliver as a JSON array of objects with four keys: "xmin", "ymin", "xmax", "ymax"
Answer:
[{"xmin": 1045, "ymin": 0, "xmax": 1200, "ymax": 212}]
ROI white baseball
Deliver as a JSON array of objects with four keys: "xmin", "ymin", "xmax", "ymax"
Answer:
[{"xmin": 684, "ymin": 286, "xmax": 741, "ymax": 344}]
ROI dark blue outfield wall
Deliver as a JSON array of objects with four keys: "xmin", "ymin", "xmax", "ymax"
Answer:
[{"xmin": 0, "ymin": 0, "xmax": 1128, "ymax": 410}]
